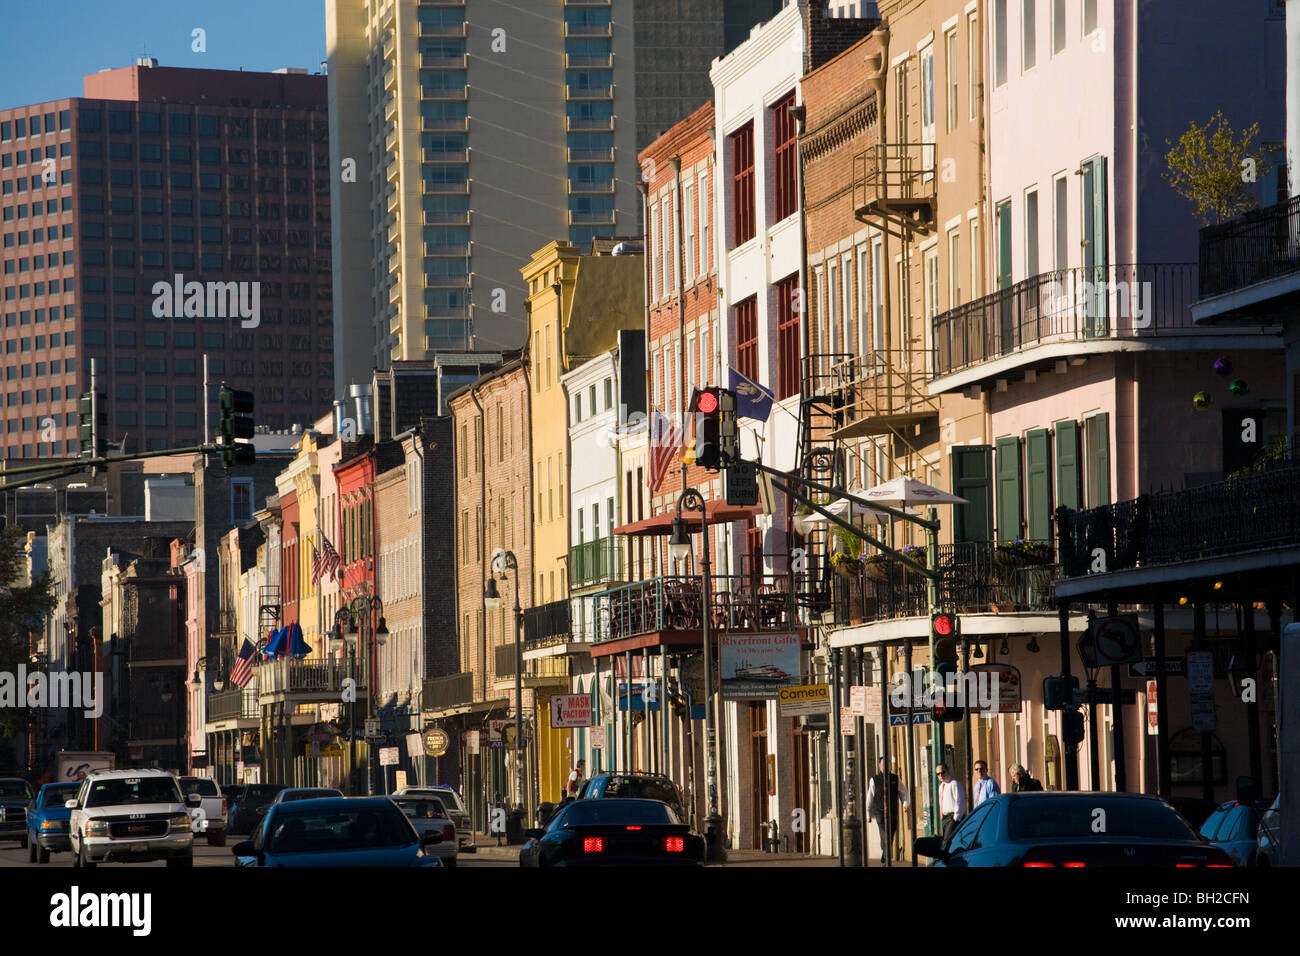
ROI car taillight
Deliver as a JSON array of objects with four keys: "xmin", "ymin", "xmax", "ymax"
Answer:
[
  {"xmin": 221, "ymin": 798, "xmax": 228, "ymax": 817},
  {"xmin": 665, "ymin": 837, "xmax": 685, "ymax": 853},
  {"xmin": 443, "ymin": 824, "xmax": 455, "ymax": 842},
  {"xmin": 626, "ymin": 826, "xmax": 642, "ymax": 830},
  {"xmin": 1176, "ymin": 863, "xmax": 1197, "ymax": 867},
  {"xmin": 1023, "ymin": 862, "xmax": 1055, "ymax": 867},
  {"xmin": 1207, "ymin": 864, "xmax": 1232, "ymax": 868},
  {"xmin": 1062, "ymin": 862, "xmax": 1086, "ymax": 867},
  {"xmin": 582, "ymin": 837, "xmax": 604, "ymax": 853}
]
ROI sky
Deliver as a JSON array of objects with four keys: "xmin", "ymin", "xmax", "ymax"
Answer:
[{"xmin": 0, "ymin": 0, "xmax": 327, "ymax": 109}]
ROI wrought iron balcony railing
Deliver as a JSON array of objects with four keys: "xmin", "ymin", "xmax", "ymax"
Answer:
[
  {"xmin": 206, "ymin": 688, "xmax": 259, "ymax": 721},
  {"xmin": 593, "ymin": 575, "xmax": 795, "ymax": 642},
  {"xmin": 929, "ymin": 263, "xmax": 1270, "ymax": 379},
  {"xmin": 852, "ymin": 142, "xmax": 935, "ymax": 234},
  {"xmin": 1058, "ymin": 459, "xmax": 1300, "ymax": 577},
  {"xmin": 423, "ymin": 672, "xmax": 474, "ymax": 710},
  {"xmin": 1198, "ymin": 195, "xmax": 1300, "ymax": 299},
  {"xmin": 255, "ymin": 659, "xmax": 365, "ymax": 698},
  {"xmin": 569, "ymin": 538, "xmax": 623, "ymax": 589},
  {"xmin": 523, "ymin": 598, "xmax": 571, "ymax": 644}
]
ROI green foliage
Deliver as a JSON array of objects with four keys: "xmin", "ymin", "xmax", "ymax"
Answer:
[
  {"xmin": 0, "ymin": 525, "xmax": 56, "ymax": 738},
  {"xmin": 832, "ymin": 526, "xmax": 863, "ymax": 561},
  {"xmin": 1164, "ymin": 111, "xmax": 1271, "ymax": 226}
]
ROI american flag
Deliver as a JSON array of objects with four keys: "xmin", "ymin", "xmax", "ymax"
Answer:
[
  {"xmin": 313, "ymin": 533, "xmax": 341, "ymax": 584},
  {"xmin": 229, "ymin": 638, "xmax": 257, "ymax": 689},
  {"xmin": 648, "ymin": 408, "xmax": 682, "ymax": 495}
]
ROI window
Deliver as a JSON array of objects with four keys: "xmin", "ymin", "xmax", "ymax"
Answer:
[
  {"xmin": 682, "ymin": 182, "xmax": 695, "ymax": 280},
  {"xmin": 948, "ymin": 228, "xmax": 961, "ymax": 307},
  {"xmin": 735, "ymin": 295, "xmax": 758, "ymax": 382},
  {"xmin": 1083, "ymin": 0, "xmax": 1098, "ymax": 36},
  {"xmin": 574, "ymin": 392, "xmax": 582, "ymax": 423},
  {"xmin": 1084, "ymin": 412, "xmax": 1110, "ymax": 507},
  {"xmin": 651, "ymin": 202, "xmax": 661, "ymax": 300},
  {"xmin": 604, "ymin": 377, "xmax": 612, "ymax": 411},
  {"xmin": 1025, "ymin": 189, "xmax": 1039, "ymax": 276},
  {"xmin": 776, "ymin": 274, "xmax": 800, "ymax": 400},
  {"xmin": 1052, "ymin": 0, "xmax": 1067, "ymax": 54},
  {"xmin": 772, "ymin": 92, "xmax": 798, "ymax": 222},
  {"xmin": 1022, "ymin": 0, "xmax": 1037, "ymax": 72},
  {"xmin": 946, "ymin": 29, "xmax": 959, "ymax": 133},
  {"xmin": 730, "ymin": 123, "xmax": 755, "ymax": 247},
  {"xmin": 231, "ymin": 481, "xmax": 254, "ymax": 523},
  {"xmin": 697, "ymin": 168, "xmax": 709, "ymax": 278},
  {"xmin": 993, "ymin": 0, "xmax": 1008, "ymax": 88},
  {"xmin": 871, "ymin": 238, "xmax": 884, "ymax": 354},
  {"xmin": 923, "ymin": 247, "xmax": 939, "ymax": 373},
  {"xmin": 1053, "ymin": 175, "xmax": 1069, "ymax": 270},
  {"xmin": 995, "ymin": 436, "xmax": 1023, "ymax": 540},
  {"xmin": 662, "ymin": 193, "xmax": 674, "ymax": 297},
  {"xmin": 970, "ymin": 218, "xmax": 982, "ymax": 297},
  {"xmin": 827, "ymin": 260, "xmax": 838, "ymax": 354},
  {"xmin": 920, "ymin": 44, "xmax": 936, "ymax": 166}
]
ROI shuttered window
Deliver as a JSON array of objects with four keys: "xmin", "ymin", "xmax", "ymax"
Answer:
[
  {"xmin": 1025, "ymin": 428, "xmax": 1052, "ymax": 541},
  {"xmin": 995, "ymin": 436, "xmax": 1022, "ymax": 541},
  {"xmin": 951, "ymin": 445, "xmax": 993, "ymax": 542},
  {"xmin": 1054, "ymin": 419, "xmax": 1080, "ymax": 511},
  {"xmin": 1085, "ymin": 413, "xmax": 1111, "ymax": 506}
]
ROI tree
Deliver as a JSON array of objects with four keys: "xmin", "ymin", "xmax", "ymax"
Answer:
[
  {"xmin": 1164, "ymin": 111, "xmax": 1271, "ymax": 226},
  {"xmin": 0, "ymin": 525, "xmax": 56, "ymax": 738}
]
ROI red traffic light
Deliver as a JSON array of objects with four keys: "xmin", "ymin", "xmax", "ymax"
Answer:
[
  {"xmin": 932, "ymin": 613, "xmax": 956, "ymax": 637},
  {"xmin": 696, "ymin": 390, "xmax": 718, "ymax": 414}
]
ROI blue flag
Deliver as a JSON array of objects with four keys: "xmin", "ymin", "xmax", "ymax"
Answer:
[{"xmin": 728, "ymin": 366, "xmax": 775, "ymax": 422}]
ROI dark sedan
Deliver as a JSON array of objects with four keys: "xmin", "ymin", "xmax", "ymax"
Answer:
[
  {"xmin": 228, "ymin": 784, "xmax": 286, "ymax": 834},
  {"xmin": 231, "ymin": 797, "xmax": 441, "ymax": 867},
  {"xmin": 914, "ymin": 792, "xmax": 1234, "ymax": 867},
  {"xmin": 519, "ymin": 798, "xmax": 705, "ymax": 867}
]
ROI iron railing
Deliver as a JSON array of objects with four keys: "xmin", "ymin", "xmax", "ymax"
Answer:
[
  {"xmin": 593, "ymin": 574, "xmax": 796, "ymax": 641},
  {"xmin": 569, "ymin": 538, "xmax": 623, "ymax": 589},
  {"xmin": 495, "ymin": 643, "xmax": 520, "ymax": 679},
  {"xmin": 1059, "ymin": 459, "xmax": 1300, "ymax": 576},
  {"xmin": 930, "ymin": 263, "xmax": 1273, "ymax": 378},
  {"xmin": 852, "ymin": 142, "xmax": 934, "ymax": 212},
  {"xmin": 1198, "ymin": 195, "xmax": 1300, "ymax": 298},
  {"xmin": 423, "ymin": 672, "xmax": 474, "ymax": 710},
  {"xmin": 206, "ymin": 688, "xmax": 259, "ymax": 721},
  {"xmin": 523, "ymin": 598, "xmax": 572, "ymax": 643},
  {"xmin": 255, "ymin": 659, "xmax": 363, "ymax": 697}
]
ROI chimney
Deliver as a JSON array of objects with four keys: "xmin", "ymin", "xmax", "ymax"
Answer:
[{"xmin": 349, "ymin": 383, "xmax": 374, "ymax": 437}]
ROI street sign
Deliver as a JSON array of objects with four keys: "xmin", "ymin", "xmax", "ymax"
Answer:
[
  {"xmin": 1146, "ymin": 680, "xmax": 1159, "ymax": 736},
  {"xmin": 1186, "ymin": 651, "xmax": 1215, "ymax": 693},
  {"xmin": 1191, "ymin": 693, "xmax": 1216, "ymax": 732},
  {"xmin": 1092, "ymin": 614, "xmax": 1143, "ymax": 666},
  {"xmin": 777, "ymin": 683, "xmax": 831, "ymax": 717},
  {"xmin": 550, "ymin": 694, "xmax": 593, "ymax": 728},
  {"xmin": 423, "ymin": 727, "xmax": 450, "ymax": 757},
  {"xmin": 911, "ymin": 712, "xmax": 931, "ymax": 725},
  {"xmin": 840, "ymin": 706, "xmax": 855, "ymax": 735},
  {"xmin": 590, "ymin": 727, "xmax": 606, "ymax": 750},
  {"xmin": 465, "ymin": 730, "xmax": 480, "ymax": 755},
  {"xmin": 489, "ymin": 720, "xmax": 506, "ymax": 748},
  {"xmin": 849, "ymin": 686, "xmax": 866, "ymax": 717},
  {"xmin": 1129, "ymin": 658, "xmax": 1186, "ymax": 678},
  {"xmin": 364, "ymin": 718, "xmax": 380, "ymax": 739},
  {"xmin": 379, "ymin": 747, "xmax": 400, "ymax": 766},
  {"xmin": 889, "ymin": 714, "xmax": 909, "ymax": 727},
  {"xmin": 969, "ymin": 663, "xmax": 1023, "ymax": 714},
  {"xmin": 724, "ymin": 460, "xmax": 758, "ymax": 506},
  {"xmin": 1071, "ymin": 686, "xmax": 1139, "ymax": 706}
]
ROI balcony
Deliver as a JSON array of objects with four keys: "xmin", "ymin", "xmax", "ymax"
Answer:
[
  {"xmin": 494, "ymin": 643, "xmax": 571, "ymax": 681},
  {"xmin": 384, "ymin": 95, "xmax": 397, "ymax": 122},
  {"xmin": 566, "ymin": 116, "xmax": 614, "ymax": 132},
  {"xmin": 567, "ymin": 210, "xmax": 616, "ymax": 225},
  {"xmin": 523, "ymin": 598, "xmax": 571, "ymax": 644},
  {"xmin": 565, "ymin": 53, "xmax": 613, "ymax": 69},
  {"xmin": 568, "ymin": 178, "xmax": 616, "ymax": 194},
  {"xmin": 421, "ymin": 53, "xmax": 468, "ymax": 69},
  {"xmin": 206, "ymin": 688, "xmax": 259, "ymax": 722},
  {"xmin": 210, "ymin": 608, "xmax": 237, "ymax": 637},
  {"xmin": 805, "ymin": 350, "xmax": 940, "ymax": 441},
  {"xmin": 422, "ymin": 117, "xmax": 469, "ymax": 132},
  {"xmin": 422, "ymin": 671, "xmax": 474, "ymax": 711},
  {"xmin": 256, "ymin": 659, "xmax": 366, "ymax": 702},
  {"xmin": 1195, "ymin": 195, "xmax": 1300, "ymax": 322},
  {"xmin": 566, "ymin": 85, "xmax": 613, "ymax": 100},
  {"xmin": 423, "ymin": 180, "xmax": 470, "ymax": 195},
  {"xmin": 852, "ymin": 143, "xmax": 935, "ymax": 236},
  {"xmin": 567, "ymin": 147, "xmax": 614, "ymax": 162},
  {"xmin": 420, "ymin": 85, "xmax": 468, "ymax": 101},
  {"xmin": 424, "ymin": 148, "xmax": 468, "ymax": 164},
  {"xmin": 564, "ymin": 22, "xmax": 612, "ymax": 36},
  {"xmin": 569, "ymin": 538, "xmax": 623, "ymax": 589},
  {"xmin": 423, "ymin": 209, "xmax": 469, "ymax": 225},
  {"xmin": 593, "ymin": 575, "xmax": 796, "ymax": 642},
  {"xmin": 419, "ymin": 22, "xmax": 467, "ymax": 38},
  {"xmin": 930, "ymin": 263, "xmax": 1280, "ymax": 391}
]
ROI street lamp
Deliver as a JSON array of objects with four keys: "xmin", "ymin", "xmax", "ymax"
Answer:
[
  {"xmin": 347, "ymin": 594, "xmax": 387, "ymax": 795},
  {"xmin": 332, "ymin": 609, "xmax": 360, "ymax": 795},
  {"xmin": 485, "ymin": 550, "xmax": 526, "ymax": 827},
  {"xmin": 673, "ymin": 488, "xmax": 725, "ymax": 863}
]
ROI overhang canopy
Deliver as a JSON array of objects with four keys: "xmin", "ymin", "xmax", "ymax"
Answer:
[{"xmin": 613, "ymin": 504, "xmax": 762, "ymax": 537}]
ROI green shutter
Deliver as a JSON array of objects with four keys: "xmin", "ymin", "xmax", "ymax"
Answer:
[
  {"xmin": 994, "ymin": 436, "xmax": 1022, "ymax": 542},
  {"xmin": 1025, "ymin": 428, "xmax": 1052, "ymax": 541},
  {"xmin": 951, "ymin": 445, "xmax": 993, "ymax": 542},
  {"xmin": 1085, "ymin": 413, "xmax": 1111, "ymax": 506},
  {"xmin": 1054, "ymin": 419, "xmax": 1081, "ymax": 511}
]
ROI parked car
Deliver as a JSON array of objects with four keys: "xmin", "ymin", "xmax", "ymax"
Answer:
[
  {"xmin": 391, "ymin": 794, "xmax": 458, "ymax": 867},
  {"xmin": 26, "ymin": 782, "xmax": 80, "ymax": 863},
  {"xmin": 520, "ymin": 797, "xmax": 705, "ymax": 867},
  {"xmin": 394, "ymin": 786, "xmax": 474, "ymax": 852},
  {"xmin": 228, "ymin": 784, "xmax": 286, "ymax": 834},
  {"xmin": 1256, "ymin": 794, "xmax": 1281, "ymax": 866},
  {"xmin": 0, "ymin": 778, "xmax": 33, "ymax": 847},
  {"xmin": 231, "ymin": 797, "xmax": 442, "ymax": 867},
  {"xmin": 577, "ymin": 773, "xmax": 687, "ymax": 821},
  {"xmin": 913, "ymin": 793, "xmax": 1233, "ymax": 867},
  {"xmin": 1199, "ymin": 799, "xmax": 1272, "ymax": 866},
  {"xmin": 272, "ymin": 788, "xmax": 345, "ymax": 803},
  {"xmin": 1163, "ymin": 795, "xmax": 1219, "ymax": 831},
  {"xmin": 178, "ymin": 776, "xmax": 228, "ymax": 846},
  {"xmin": 66, "ymin": 769, "xmax": 198, "ymax": 868}
]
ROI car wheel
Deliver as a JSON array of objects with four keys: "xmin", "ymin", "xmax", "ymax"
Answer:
[
  {"xmin": 28, "ymin": 840, "xmax": 37, "ymax": 863},
  {"xmin": 78, "ymin": 845, "xmax": 96, "ymax": 868},
  {"xmin": 18, "ymin": 834, "xmax": 27, "ymax": 850},
  {"xmin": 38, "ymin": 846, "xmax": 50, "ymax": 864},
  {"xmin": 207, "ymin": 831, "xmax": 226, "ymax": 847},
  {"xmin": 167, "ymin": 853, "xmax": 193, "ymax": 868}
]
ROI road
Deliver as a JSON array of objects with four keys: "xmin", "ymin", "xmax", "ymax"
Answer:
[{"xmin": 0, "ymin": 839, "xmax": 512, "ymax": 868}]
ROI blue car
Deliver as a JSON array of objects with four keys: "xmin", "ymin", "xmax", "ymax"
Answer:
[
  {"xmin": 231, "ymin": 797, "xmax": 442, "ymax": 867},
  {"xmin": 27, "ymin": 783, "xmax": 81, "ymax": 864}
]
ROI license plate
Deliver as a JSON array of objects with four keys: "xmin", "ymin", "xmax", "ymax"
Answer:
[{"xmin": 131, "ymin": 843, "xmax": 148, "ymax": 852}]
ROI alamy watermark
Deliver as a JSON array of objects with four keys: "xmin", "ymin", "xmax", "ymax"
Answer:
[
  {"xmin": 888, "ymin": 668, "xmax": 998, "ymax": 712},
  {"xmin": 0, "ymin": 668, "xmax": 103, "ymax": 719},
  {"xmin": 151, "ymin": 273, "xmax": 260, "ymax": 328},
  {"xmin": 1043, "ymin": 278, "xmax": 1152, "ymax": 329}
]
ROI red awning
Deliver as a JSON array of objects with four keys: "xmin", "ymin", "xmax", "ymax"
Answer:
[{"xmin": 612, "ymin": 504, "xmax": 763, "ymax": 537}]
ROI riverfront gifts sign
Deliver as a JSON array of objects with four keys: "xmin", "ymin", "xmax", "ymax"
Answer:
[
  {"xmin": 550, "ymin": 694, "xmax": 594, "ymax": 728},
  {"xmin": 720, "ymin": 632, "xmax": 800, "ymax": 700}
]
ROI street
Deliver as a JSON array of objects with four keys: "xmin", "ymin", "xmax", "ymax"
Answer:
[{"xmin": 0, "ymin": 840, "xmax": 514, "ymax": 868}]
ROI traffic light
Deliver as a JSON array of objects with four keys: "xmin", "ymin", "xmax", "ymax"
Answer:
[
  {"xmin": 1043, "ymin": 675, "xmax": 1080, "ymax": 711},
  {"xmin": 691, "ymin": 387, "xmax": 722, "ymax": 470},
  {"xmin": 78, "ymin": 390, "xmax": 106, "ymax": 459},
  {"xmin": 219, "ymin": 386, "xmax": 256, "ymax": 469},
  {"xmin": 1062, "ymin": 707, "xmax": 1085, "ymax": 747},
  {"xmin": 931, "ymin": 610, "xmax": 959, "ymax": 640},
  {"xmin": 931, "ymin": 631, "xmax": 963, "ymax": 723},
  {"xmin": 717, "ymin": 388, "xmax": 737, "ymax": 465}
]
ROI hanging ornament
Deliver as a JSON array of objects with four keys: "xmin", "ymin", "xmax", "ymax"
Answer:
[
  {"xmin": 1228, "ymin": 378, "xmax": 1249, "ymax": 397},
  {"xmin": 1193, "ymin": 391, "xmax": 1213, "ymax": 409},
  {"xmin": 1213, "ymin": 357, "xmax": 1233, "ymax": 377}
]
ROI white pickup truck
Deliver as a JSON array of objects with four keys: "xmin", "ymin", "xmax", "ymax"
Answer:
[{"xmin": 178, "ymin": 776, "xmax": 227, "ymax": 846}]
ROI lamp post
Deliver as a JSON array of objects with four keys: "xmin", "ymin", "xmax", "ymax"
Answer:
[
  {"xmin": 670, "ymin": 488, "xmax": 725, "ymax": 863},
  {"xmin": 484, "ymin": 550, "xmax": 525, "ymax": 825},
  {"xmin": 331, "ymin": 609, "xmax": 359, "ymax": 795},
  {"xmin": 339, "ymin": 596, "xmax": 387, "ymax": 794}
]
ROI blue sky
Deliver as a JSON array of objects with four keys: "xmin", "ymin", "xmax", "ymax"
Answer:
[{"xmin": 0, "ymin": 0, "xmax": 326, "ymax": 109}]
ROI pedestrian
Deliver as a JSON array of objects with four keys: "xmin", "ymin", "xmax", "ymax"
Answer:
[
  {"xmin": 566, "ymin": 758, "xmax": 586, "ymax": 799},
  {"xmin": 866, "ymin": 757, "xmax": 909, "ymax": 865},
  {"xmin": 972, "ymin": 760, "xmax": 1000, "ymax": 807},
  {"xmin": 935, "ymin": 763, "xmax": 966, "ymax": 842},
  {"xmin": 1009, "ymin": 764, "xmax": 1044, "ymax": 792}
]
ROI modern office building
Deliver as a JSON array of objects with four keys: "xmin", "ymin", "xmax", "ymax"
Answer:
[
  {"xmin": 0, "ymin": 61, "xmax": 335, "ymax": 459},
  {"xmin": 325, "ymin": 0, "xmax": 791, "ymax": 392}
]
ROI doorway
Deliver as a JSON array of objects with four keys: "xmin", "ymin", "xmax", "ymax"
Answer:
[{"xmin": 749, "ymin": 702, "xmax": 769, "ymax": 849}]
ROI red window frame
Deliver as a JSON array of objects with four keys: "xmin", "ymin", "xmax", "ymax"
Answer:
[
  {"xmin": 772, "ymin": 92, "xmax": 798, "ymax": 222},
  {"xmin": 776, "ymin": 273, "xmax": 800, "ymax": 400},
  {"xmin": 730, "ymin": 123, "xmax": 755, "ymax": 247},
  {"xmin": 735, "ymin": 295, "xmax": 758, "ymax": 383}
]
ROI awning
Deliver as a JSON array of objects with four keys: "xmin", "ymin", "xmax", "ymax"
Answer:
[{"xmin": 613, "ymin": 504, "xmax": 763, "ymax": 537}]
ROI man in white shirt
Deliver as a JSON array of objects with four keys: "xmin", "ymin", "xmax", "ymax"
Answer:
[
  {"xmin": 935, "ymin": 763, "xmax": 966, "ymax": 842},
  {"xmin": 566, "ymin": 759, "xmax": 586, "ymax": 798},
  {"xmin": 866, "ymin": 757, "xmax": 910, "ymax": 864}
]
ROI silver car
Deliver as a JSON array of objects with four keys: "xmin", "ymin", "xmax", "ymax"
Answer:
[
  {"xmin": 391, "ymin": 795, "xmax": 458, "ymax": 867},
  {"xmin": 394, "ymin": 787, "xmax": 474, "ymax": 852}
]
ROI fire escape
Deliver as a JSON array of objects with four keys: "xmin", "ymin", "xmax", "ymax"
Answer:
[{"xmin": 258, "ymin": 585, "xmax": 281, "ymax": 650}]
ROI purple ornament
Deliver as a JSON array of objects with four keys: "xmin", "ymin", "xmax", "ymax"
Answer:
[{"xmin": 1213, "ymin": 357, "xmax": 1233, "ymax": 377}]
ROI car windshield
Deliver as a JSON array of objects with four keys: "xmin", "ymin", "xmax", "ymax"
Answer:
[
  {"xmin": 1009, "ymin": 797, "xmax": 1195, "ymax": 841},
  {"xmin": 0, "ymin": 780, "xmax": 32, "ymax": 799},
  {"xmin": 42, "ymin": 785, "xmax": 80, "ymax": 808},
  {"xmin": 562, "ymin": 800, "xmax": 676, "ymax": 827},
  {"xmin": 394, "ymin": 798, "xmax": 447, "ymax": 820},
  {"xmin": 283, "ymin": 790, "xmax": 342, "ymax": 801},
  {"xmin": 85, "ymin": 776, "xmax": 181, "ymax": 808},
  {"xmin": 245, "ymin": 786, "xmax": 284, "ymax": 802},
  {"xmin": 180, "ymin": 778, "xmax": 219, "ymax": 797},
  {"xmin": 602, "ymin": 777, "xmax": 679, "ymax": 806},
  {"xmin": 265, "ymin": 805, "xmax": 416, "ymax": 854}
]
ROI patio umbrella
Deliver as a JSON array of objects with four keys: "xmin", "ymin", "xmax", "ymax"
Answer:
[
  {"xmin": 287, "ymin": 622, "xmax": 312, "ymax": 658},
  {"xmin": 795, "ymin": 493, "xmax": 890, "ymax": 536},
  {"xmin": 262, "ymin": 626, "xmax": 287, "ymax": 659},
  {"xmin": 859, "ymin": 476, "xmax": 969, "ymax": 506}
]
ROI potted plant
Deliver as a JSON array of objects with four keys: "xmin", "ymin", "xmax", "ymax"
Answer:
[
  {"xmin": 831, "ymin": 528, "xmax": 863, "ymax": 579},
  {"xmin": 995, "ymin": 539, "xmax": 1053, "ymax": 567}
]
